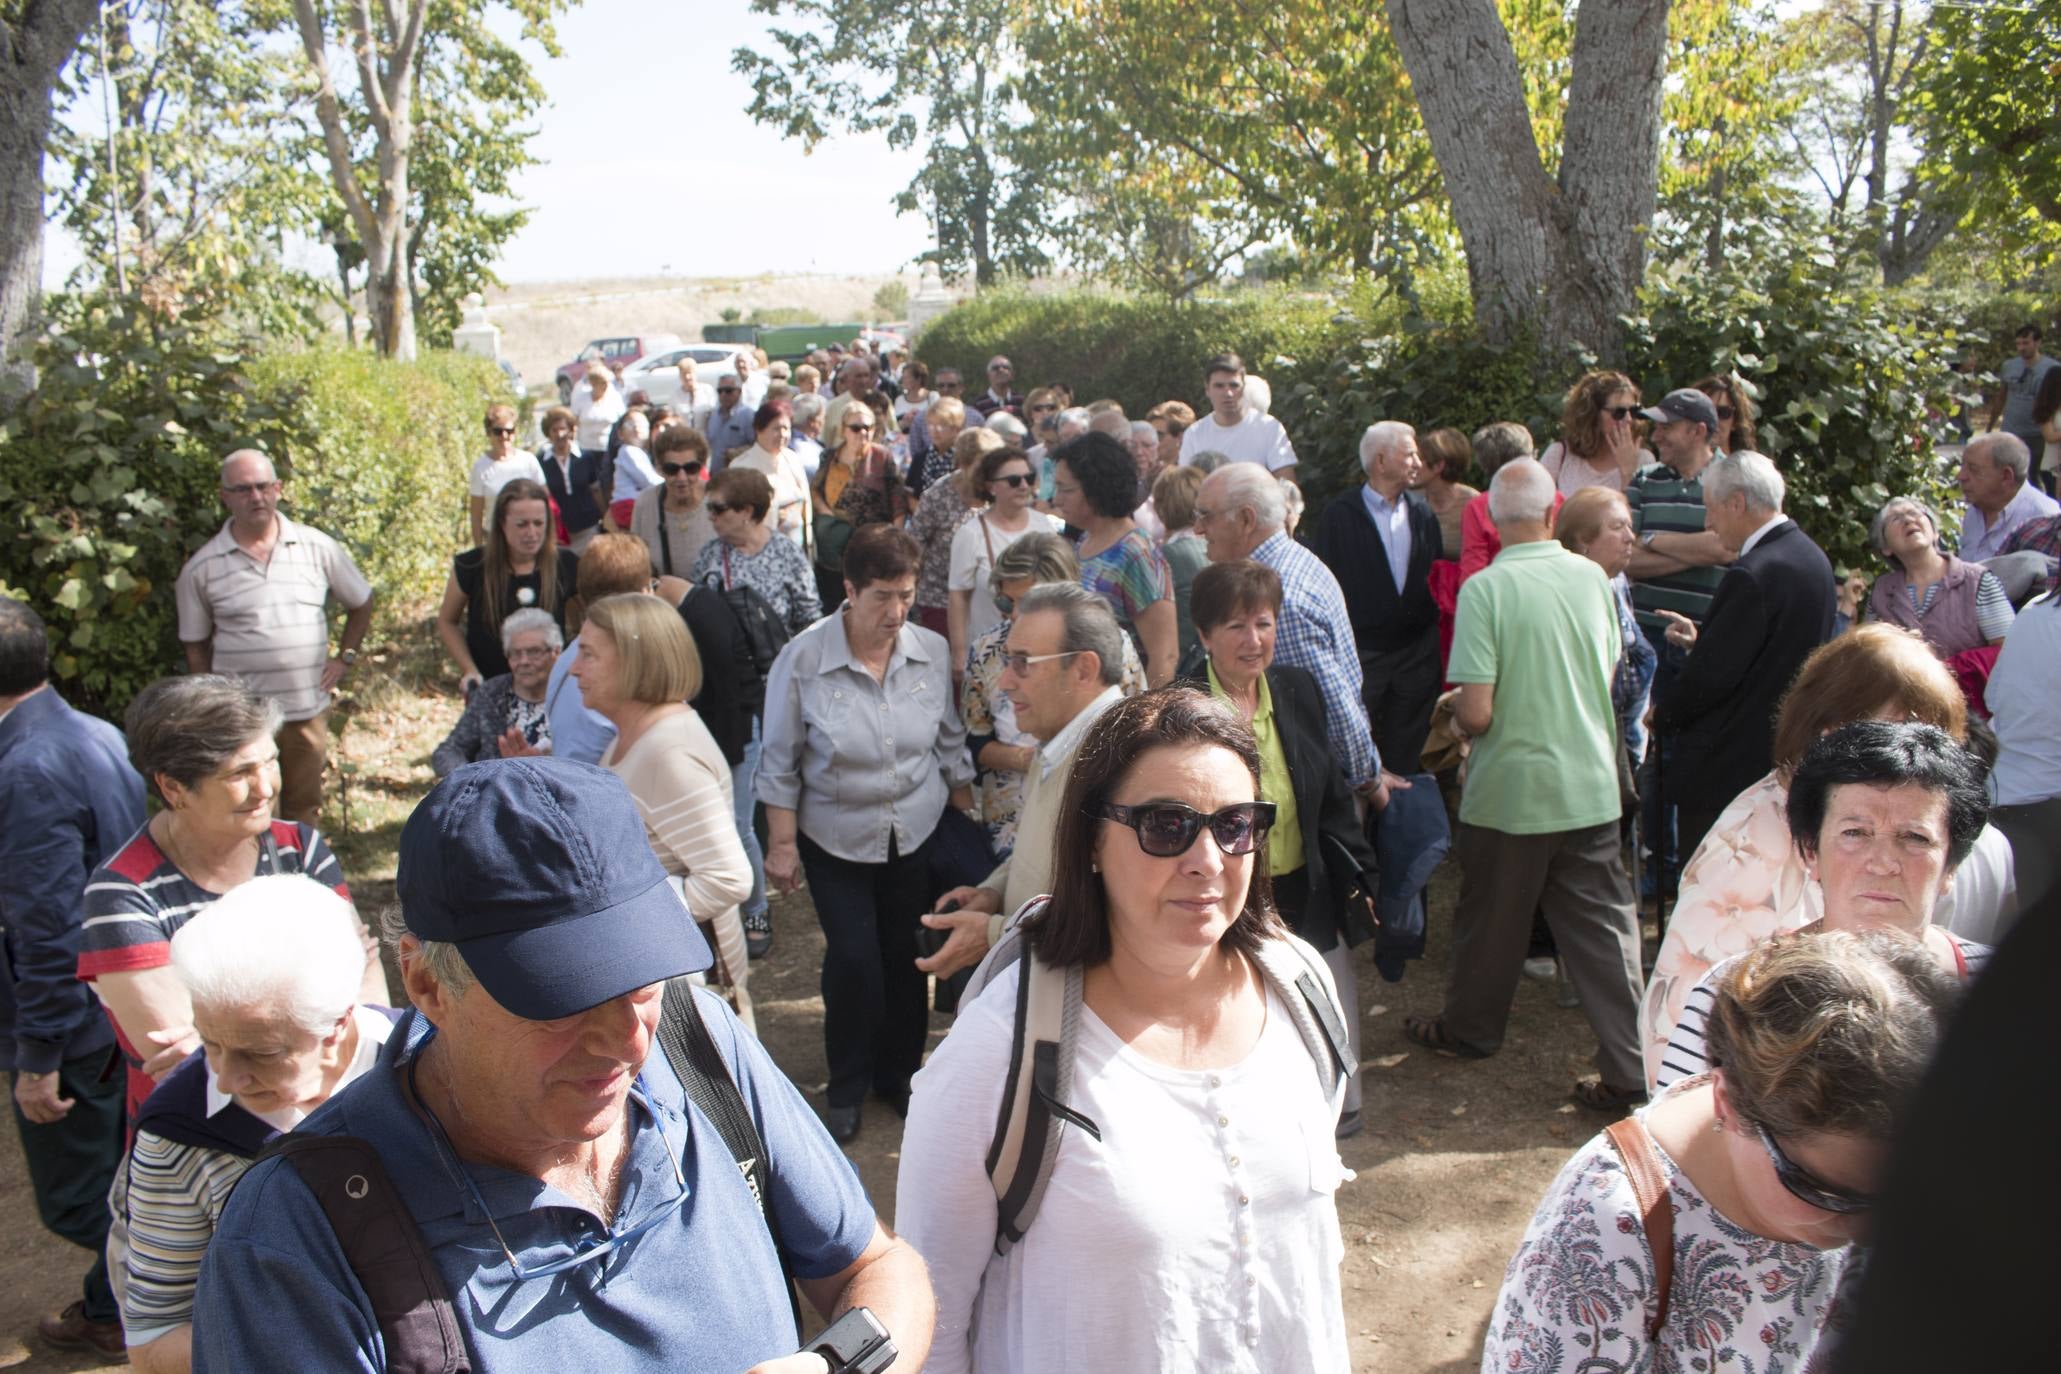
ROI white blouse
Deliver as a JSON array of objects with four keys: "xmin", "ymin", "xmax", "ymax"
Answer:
[{"xmin": 896, "ymin": 960, "xmax": 1352, "ymax": 1374}]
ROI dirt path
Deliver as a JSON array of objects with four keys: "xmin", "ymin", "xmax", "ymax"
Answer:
[{"xmin": 0, "ymin": 670, "xmax": 1619, "ymax": 1371}]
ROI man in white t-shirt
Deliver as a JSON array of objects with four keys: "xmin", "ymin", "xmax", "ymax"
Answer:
[{"xmin": 1177, "ymin": 352, "xmax": 1297, "ymax": 478}]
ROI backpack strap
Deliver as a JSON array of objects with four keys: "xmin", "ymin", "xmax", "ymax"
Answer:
[
  {"xmin": 261, "ymin": 1134, "xmax": 471, "ymax": 1374},
  {"xmin": 654, "ymin": 978, "xmax": 804, "ymax": 1341},
  {"xmin": 1604, "ymin": 1117, "xmax": 1675, "ymax": 1341},
  {"xmin": 1251, "ymin": 936, "xmax": 1352, "ymax": 1103}
]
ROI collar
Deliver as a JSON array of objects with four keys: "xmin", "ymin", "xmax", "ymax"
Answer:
[
  {"xmin": 1492, "ymin": 538, "xmax": 1565, "ymax": 562},
  {"xmin": 1362, "ymin": 483, "xmax": 1407, "ymax": 515},
  {"xmin": 1203, "ymin": 661, "xmax": 1273, "ymax": 725},
  {"xmin": 815, "ymin": 609, "xmax": 932, "ymax": 677},
  {"xmin": 1737, "ymin": 513, "xmax": 1788, "ymax": 558},
  {"xmin": 1251, "ymin": 529, "xmax": 1292, "ymax": 564},
  {"xmin": 199, "ymin": 513, "xmax": 301, "ymax": 559},
  {"xmin": 1039, "ymin": 684, "xmax": 1122, "ymax": 772},
  {"xmin": 0, "ymin": 683, "xmax": 59, "ymax": 744}
]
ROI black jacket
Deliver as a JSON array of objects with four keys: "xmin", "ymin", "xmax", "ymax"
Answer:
[
  {"xmin": 1185, "ymin": 662, "xmax": 1379, "ymax": 952},
  {"xmin": 539, "ymin": 447, "xmax": 602, "ymax": 535},
  {"xmin": 1313, "ymin": 487, "xmax": 1442, "ymax": 655},
  {"xmin": 1657, "ymin": 519, "xmax": 1836, "ymax": 813},
  {"xmin": 676, "ymin": 584, "xmax": 749, "ymax": 766}
]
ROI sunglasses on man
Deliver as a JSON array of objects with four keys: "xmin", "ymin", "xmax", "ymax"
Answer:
[{"xmin": 487, "ymin": 425, "xmax": 517, "ymax": 437}]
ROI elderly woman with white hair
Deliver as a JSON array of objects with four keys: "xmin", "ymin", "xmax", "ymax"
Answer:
[
  {"xmin": 429, "ymin": 608, "xmax": 561, "ymax": 775},
  {"xmin": 106, "ymin": 875, "xmax": 397, "ymax": 1373},
  {"xmin": 1865, "ymin": 494, "xmax": 2015, "ymax": 658}
]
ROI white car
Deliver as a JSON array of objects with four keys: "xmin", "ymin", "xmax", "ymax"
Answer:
[{"xmin": 622, "ymin": 344, "xmax": 745, "ymax": 408}]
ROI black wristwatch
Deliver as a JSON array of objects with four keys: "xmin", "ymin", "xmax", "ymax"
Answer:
[{"xmin": 809, "ymin": 1307, "xmax": 896, "ymax": 1374}]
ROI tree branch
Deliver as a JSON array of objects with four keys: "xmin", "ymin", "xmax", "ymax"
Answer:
[{"xmin": 289, "ymin": 0, "xmax": 377, "ymax": 244}]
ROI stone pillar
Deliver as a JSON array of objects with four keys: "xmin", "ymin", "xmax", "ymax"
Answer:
[
  {"xmin": 452, "ymin": 292, "xmax": 501, "ymax": 360},
  {"xmin": 908, "ymin": 261, "xmax": 952, "ymax": 339}
]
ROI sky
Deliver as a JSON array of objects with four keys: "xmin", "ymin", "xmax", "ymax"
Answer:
[{"xmin": 44, "ymin": 0, "xmax": 936, "ymax": 287}]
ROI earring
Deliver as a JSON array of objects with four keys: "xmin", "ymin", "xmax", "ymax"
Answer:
[{"xmin": 1090, "ymin": 862, "xmax": 1100, "ymax": 873}]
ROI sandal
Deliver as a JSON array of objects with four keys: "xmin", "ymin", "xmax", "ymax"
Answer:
[
  {"xmin": 1402, "ymin": 1015, "xmax": 1492, "ymax": 1060},
  {"xmin": 1572, "ymin": 1078, "xmax": 1648, "ymax": 1113}
]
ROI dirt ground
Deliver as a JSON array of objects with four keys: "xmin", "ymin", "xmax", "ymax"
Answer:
[{"xmin": 0, "ymin": 656, "xmax": 1628, "ymax": 1372}]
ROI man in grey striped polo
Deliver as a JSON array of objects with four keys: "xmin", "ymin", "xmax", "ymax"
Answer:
[{"xmin": 174, "ymin": 451, "xmax": 374, "ymax": 825}]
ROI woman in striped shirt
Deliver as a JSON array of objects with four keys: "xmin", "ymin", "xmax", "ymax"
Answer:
[
  {"xmin": 579, "ymin": 594, "xmax": 756, "ymax": 1030},
  {"xmin": 78, "ymin": 677, "xmax": 382, "ymax": 1121}
]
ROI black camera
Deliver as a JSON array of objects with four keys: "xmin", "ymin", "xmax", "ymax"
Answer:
[{"xmin": 809, "ymin": 1306, "xmax": 896, "ymax": 1374}]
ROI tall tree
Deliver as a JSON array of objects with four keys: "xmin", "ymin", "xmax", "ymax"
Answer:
[
  {"xmin": 0, "ymin": 0, "xmax": 101, "ymax": 394},
  {"xmin": 732, "ymin": 0, "xmax": 1049, "ymax": 287},
  {"xmin": 1914, "ymin": 0, "xmax": 2061, "ymax": 229},
  {"xmin": 1386, "ymin": 0, "xmax": 1671, "ymax": 358}
]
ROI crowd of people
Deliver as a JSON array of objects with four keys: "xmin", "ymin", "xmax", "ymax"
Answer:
[{"xmin": 1, "ymin": 325, "xmax": 2055, "ymax": 1372}]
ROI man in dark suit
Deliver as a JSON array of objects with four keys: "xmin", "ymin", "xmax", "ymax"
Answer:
[
  {"xmin": 1314, "ymin": 420, "xmax": 1445, "ymax": 769},
  {"xmin": 1655, "ymin": 450, "xmax": 1836, "ymax": 860}
]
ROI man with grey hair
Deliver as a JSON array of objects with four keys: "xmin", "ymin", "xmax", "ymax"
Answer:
[
  {"xmin": 790, "ymin": 391, "xmax": 827, "ymax": 480},
  {"xmin": 1316, "ymin": 421, "xmax": 1443, "ymax": 767},
  {"xmin": 1653, "ymin": 450, "xmax": 1835, "ymax": 859},
  {"xmin": 1407, "ymin": 458, "xmax": 1647, "ymax": 1111},
  {"xmin": 1957, "ymin": 431, "xmax": 2057, "ymax": 560},
  {"xmin": 701, "ymin": 373, "xmax": 755, "ymax": 465},
  {"xmin": 174, "ymin": 450, "xmax": 374, "ymax": 825},
  {"xmin": 1195, "ymin": 463, "xmax": 1393, "ymax": 803},
  {"xmin": 917, "ymin": 583, "xmax": 1128, "ymax": 975}
]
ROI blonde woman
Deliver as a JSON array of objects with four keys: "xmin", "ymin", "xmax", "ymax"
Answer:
[{"xmin": 574, "ymin": 593, "xmax": 755, "ymax": 1030}]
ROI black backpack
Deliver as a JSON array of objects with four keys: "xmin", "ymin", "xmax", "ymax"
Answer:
[
  {"xmin": 257, "ymin": 983, "xmax": 800, "ymax": 1371},
  {"xmin": 710, "ymin": 546, "xmax": 794, "ymax": 708}
]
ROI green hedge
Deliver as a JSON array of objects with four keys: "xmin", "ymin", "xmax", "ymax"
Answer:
[
  {"xmin": 915, "ymin": 287, "xmax": 1338, "ymax": 421},
  {"xmin": 0, "ymin": 294, "xmax": 501, "ymax": 716}
]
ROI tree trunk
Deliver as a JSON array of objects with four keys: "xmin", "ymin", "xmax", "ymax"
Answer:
[
  {"xmin": 1386, "ymin": 0, "xmax": 1669, "ymax": 360},
  {"xmin": 0, "ymin": 0, "xmax": 102, "ymax": 399}
]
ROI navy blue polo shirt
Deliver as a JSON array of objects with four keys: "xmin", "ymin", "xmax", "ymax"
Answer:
[{"xmin": 191, "ymin": 991, "xmax": 877, "ymax": 1371}]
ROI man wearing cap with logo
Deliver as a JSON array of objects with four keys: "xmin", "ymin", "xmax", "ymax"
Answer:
[
  {"xmin": 1623, "ymin": 387, "xmax": 1733, "ymax": 898},
  {"xmin": 190, "ymin": 758, "xmax": 933, "ymax": 1373}
]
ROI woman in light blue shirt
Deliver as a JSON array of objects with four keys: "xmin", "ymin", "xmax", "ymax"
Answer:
[{"xmin": 759, "ymin": 524, "xmax": 975, "ymax": 1144}]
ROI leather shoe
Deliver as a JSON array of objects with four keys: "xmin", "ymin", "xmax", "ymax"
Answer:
[
  {"xmin": 1334, "ymin": 1109, "xmax": 1364, "ymax": 1141},
  {"xmin": 39, "ymin": 1301, "xmax": 127, "ymax": 1359},
  {"xmin": 826, "ymin": 1105, "xmax": 863, "ymax": 1144},
  {"xmin": 745, "ymin": 928, "xmax": 774, "ymax": 960}
]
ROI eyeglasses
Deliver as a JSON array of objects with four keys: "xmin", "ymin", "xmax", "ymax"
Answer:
[
  {"xmin": 1000, "ymin": 648, "xmax": 1079, "ymax": 675},
  {"xmin": 488, "ymin": 425, "xmax": 517, "ymax": 437},
  {"xmin": 1714, "ymin": 405, "xmax": 1736, "ymax": 420},
  {"xmin": 717, "ymin": 387, "xmax": 740, "ymax": 395},
  {"xmin": 412, "ymin": 1063, "xmax": 687, "ymax": 1281},
  {"xmin": 1603, "ymin": 406, "xmax": 1640, "ymax": 421},
  {"xmin": 846, "ymin": 423, "xmax": 874, "ymax": 434},
  {"xmin": 1098, "ymin": 801, "xmax": 1276, "ymax": 858},
  {"xmin": 222, "ymin": 481, "xmax": 281, "ymax": 497},
  {"xmin": 1029, "ymin": 403, "xmax": 1057, "ymax": 414},
  {"xmin": 992, "ymin": 472, "xmax": 1033, "ymax": 488},
  {"xmin": 1753, "ymin": 1120, "xmax": 1875, "ymax": 1215},
  {"xmin": 659, "ymin": 461, "xmax": 703, "ymax": 477},
  {"xmin": 706, "ymin": 501, "xmax": 734, "ymax": 515}
]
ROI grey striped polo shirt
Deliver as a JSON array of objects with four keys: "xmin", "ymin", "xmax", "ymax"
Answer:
[{"xmin": 1625, "ymin": 462, "xmax": 1725, "ymax": 634}]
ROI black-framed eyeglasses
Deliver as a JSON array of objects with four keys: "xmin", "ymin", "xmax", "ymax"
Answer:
[
  {"xmin": 488, "ymin": 425, "xmax": 518, "ymax": 436},
  {"xmin": 222, "ymin": 481, "xmax": 281, "ymax": 497},
  {"xmin": 1753, "ymin": 1121, "xmax": 1875, "ymax": 1215},
  {"xmin": 706, "ymin": 501, "xmax": 734, "ymax": 515},
  {"xmin": 846, "ymin": 423, "xmax": 874, "ymax": 434},
  {"xmin": 717, "ymin": 386, "xmax": 740, "ymax": 395},
  {"xmin": 1714, "ymin": 405, "xmax": 1736, "ymax": 420},
  {"xmin": 1097, "ymin": 801, "xmax": 1276, "ymax": 858},
  {"xmin": 992, "ymin": 472, "xmax": 1033, "ymax": 488},
  {"xmin": 1603, "ymin": 406, "xmax": 1640, "ymax": 422},
  {"xmin": 659, "ymin": 460, "xmax": 703, "ymax": 477}
]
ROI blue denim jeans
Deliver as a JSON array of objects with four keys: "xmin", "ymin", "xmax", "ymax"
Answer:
[{"xmin": 734, "ymin": 715, "xmax": 767, "ymax": 927}]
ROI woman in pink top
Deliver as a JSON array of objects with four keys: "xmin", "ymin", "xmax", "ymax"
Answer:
[
  {"xmin": 1458, "ymin": 421, "xmax": 1563, "ymax": 582},
  {"xmin": 1538, "ymin": 369, "xmax": 1653, "ymax": 495}
]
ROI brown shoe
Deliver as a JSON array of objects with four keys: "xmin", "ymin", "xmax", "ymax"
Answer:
[{"xmin": 38, "ymin": 1301, "xmax": 127, "ymax": 1360}]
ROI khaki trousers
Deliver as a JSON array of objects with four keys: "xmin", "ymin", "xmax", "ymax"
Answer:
[{"xmin": 275, "ymin": 710, "xmax": 331, "ymax": 827}]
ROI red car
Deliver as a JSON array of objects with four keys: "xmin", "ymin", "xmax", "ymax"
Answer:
[{"xmin": 554, "ymin": 334, "xmax": 684, "ymax": 403}]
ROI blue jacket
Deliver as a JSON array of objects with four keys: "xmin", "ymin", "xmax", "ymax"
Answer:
[
  {"xmin": 1370, "ymin": 770, "xmax": 1451, "ymax": 982},
  {"xmin": 0, "ymin": 687, "xmax": 147, "ymax": 1072}
]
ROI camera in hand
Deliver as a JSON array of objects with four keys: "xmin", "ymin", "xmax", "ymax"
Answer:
[{"xmin": 809, "ymin": 1306, "xmax": 896, "ymax": 1374}]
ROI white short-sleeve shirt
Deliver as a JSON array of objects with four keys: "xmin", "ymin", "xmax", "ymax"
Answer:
[
  {"xmin": 467, "ymin": 450, "xmax": 546, "ymax": 505},
  {"xmin": 947, "ymin": 510, "xmax": 1062, "ymax": 646},
  {"xmin": 1178, "ymin": 411, "xmax": 1298, "ymax": 472}
]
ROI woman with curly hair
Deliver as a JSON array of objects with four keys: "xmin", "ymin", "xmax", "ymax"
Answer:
[
  {"xmin": 1542, "ymin": 369, "xmax": 1652, "ymax": 495},
  {"xmin": 1694, "ymin": 372, "xmax": 1759, "ymax": 456},
  {"xmin": 1051, "ymin": 431, "xmax": 1178, "ymax": 686}
]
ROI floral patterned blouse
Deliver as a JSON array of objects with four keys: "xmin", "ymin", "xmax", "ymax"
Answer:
[
  {"xmin": 1483, "ymin": 1079, "xmax": 1850, "ymax": 1374},
  {"xmin": 960, "ymin": 616, "xmax": 1150, "ymax": 856},
  {"xmin": 908, "ymin": 477, "xmax": 976, "ymax": 611}
]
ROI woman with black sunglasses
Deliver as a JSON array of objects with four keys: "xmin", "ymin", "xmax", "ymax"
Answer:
[
  {"xmin": 629, "ymin": 423, "xmax": 716, "ymax": 577},
  {"xmin": 897, "ymin": 688, "xmax": 1357, "ymax": 1373},
  {"xmin": 1541, "ymin": 369, "xmax": 1653, "ymax": 495},
  {"xmin": 1486, "ymin": 927, "xmax": 1958, "ymax": 1372}
]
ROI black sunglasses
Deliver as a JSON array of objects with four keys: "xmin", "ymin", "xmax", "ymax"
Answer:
[
  {"xmin": 992, "ymin": 472, "xmax": 1033, "ymax": 488},
  {"xmin": 487, "ymin": 425, "xmax": 516, "ymax": 436},
  {"xmin": 1754, "ymin": 1121, "xmax": 1875, "ymax": 1215},
  {"xmin": 706, "ymin": 501, "xmax": 735, "ymax": 515},
  {"xmin": 659, "ymin": 460, "xmax": 703, "ymax": 477},
  {"xmin": 717, "ymin": 386, "xmax": 740, "ymax": 394},
  {"xmin": 1714, "ymin": 404, "xmax": 1736, "ymax": 420},
  {"xmin": 847, "ymin": 422, "xmax": 875, "ymax": 433},
  {"xmin": 1097, "ymin": 801, "xmax": 1276, "ymax": 858},
  {"xmin": 1602, "ymin": 406, "xmax": 1640, "ymax": 421}
]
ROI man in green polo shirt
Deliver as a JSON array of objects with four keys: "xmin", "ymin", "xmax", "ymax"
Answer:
[{"xmin": 1403, "ymin": 458, "xmax": 1646, "ymax": 1111}]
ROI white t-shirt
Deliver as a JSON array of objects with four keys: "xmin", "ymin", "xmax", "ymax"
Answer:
[
  {"xmin": 728, "ymin": 444, "xmax": 813, "ymax": 549},
  {"xmin": 571, "ymin": 386, "xmax": 626, "ymax": 450},
  {"xmin": 897, "ymin": 962, "xmax": 1351, "ymax": 1374},
  {"xmin": 467, "ymin": 450, "xmax": 546, "ymax": 504},
  {"xmin": 1179, "ymin": 410, "xmax": 1297, "ymax": 472},
  {"xmin": 1986, "ymin": 595, "xmax": 2061, "ymax": 807},
  {"xmin": 947, "ymin": 510, "xmax": 1062, "ymax": 644}
]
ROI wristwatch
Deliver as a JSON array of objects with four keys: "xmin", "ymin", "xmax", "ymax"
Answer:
[
  {"xmin": 1639, "ymin": 532, "xmax": 1659, "ymax": 549},
  {"xmin": 338, "ymin": 648, "xmax": 359, "ymax": 667}
]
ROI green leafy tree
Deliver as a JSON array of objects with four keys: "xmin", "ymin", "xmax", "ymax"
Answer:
[
  {"xmin": 732, "ymin": 0, "xmax": 1051, "ymax": 287},
  {"xmin": 872, "ymin": 279, "xmax": 909, "ymax": 318},
  {"xmin": 1913, "ymin": 0, "xmax": 2061, "ymax": 230}
]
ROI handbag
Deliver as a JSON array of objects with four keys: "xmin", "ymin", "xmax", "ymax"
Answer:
[{"xmin": 1604, "ymin": 1116, "xmax": 1675, "ymax": 1341}]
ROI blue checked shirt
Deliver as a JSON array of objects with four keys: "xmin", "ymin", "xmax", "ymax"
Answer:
[{"xmin": 1251, "ymin": 531, "xmax": 1382, "ymax": 786}]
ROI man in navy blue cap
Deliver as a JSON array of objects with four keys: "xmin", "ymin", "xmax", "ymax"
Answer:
[{"xmin": 190, "ymin": 758, "xmax": 934, "ymax": 1372}]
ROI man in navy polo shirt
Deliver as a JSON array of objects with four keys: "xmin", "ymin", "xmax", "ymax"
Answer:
[{"xmin": 191, "ymin": 759, "xmax": 933, "ymax": 1372}]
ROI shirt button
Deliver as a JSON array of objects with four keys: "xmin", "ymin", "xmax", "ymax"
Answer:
[
  {"xmin": 1217, "ymin": 1115, "xmax": 1229, "ymax": 1127},
  {"xmin": 1228, "ymin": 1155, "xmax": 1241, "ymax": 1168},
  {"xmin": 1239, "ymin": 1195, "xmax": 1250, "ymax": 1207},
  {"xmin": 1208, "ymin": 1074, "xmax": 1222, "ymax": 1088},
  {"xmin": 1246, "ymin": 1276, "xmax": 1256, "ymax": 1288}
]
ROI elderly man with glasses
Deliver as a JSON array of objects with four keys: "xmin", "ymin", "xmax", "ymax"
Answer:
[
  {"xmin": 190, "ymin": 759, "xmax": 934, "ymax": 1373},
  {"xmin": 969, "ymin": 355, "xmax": 1023, "ymax": 420},
  {"xmin": 702, "ymin": 373, "xmax": 757, "ymax": 467},
  {"xmin": 173, "ymin": 449, "xmax": 374, "ymax": 825}
]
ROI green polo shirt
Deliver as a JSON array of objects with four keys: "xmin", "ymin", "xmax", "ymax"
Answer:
[
  {"xmin": 1625, "ymin": 460, "xmax": 1725, "ymax": 635},
  {"xmin": 1447, "ymin": 540, "xmax": 1623, "ymax": 834}
]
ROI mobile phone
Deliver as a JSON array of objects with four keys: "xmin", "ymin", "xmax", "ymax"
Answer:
[
  {"xmin": 915, "ymin": 896, "xmax": 960, "ymax": 960},
  {"xmin": 808, "ymin": 1306, "xmax": 896, "ymax": 1374}
]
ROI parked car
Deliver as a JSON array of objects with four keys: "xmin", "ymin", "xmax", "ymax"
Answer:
[
  {"xmin": 620, "ymin": 344, "xmax": 744, "ymax": 408},
  {"xmin": 554, "ymin": 334, "xmax": 684, "ymax": 403}
]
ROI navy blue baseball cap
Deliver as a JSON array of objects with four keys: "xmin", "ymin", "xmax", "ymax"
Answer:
[
  {"xmin": 1639, "ymin": 388, "xmax": 1722, "ymax": 435},
  {"xmin": 396, "ymin": 758, "xmax": 711, "ymax": 1020}
]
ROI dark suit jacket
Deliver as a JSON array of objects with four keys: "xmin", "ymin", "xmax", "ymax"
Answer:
[
  {"xmin": 1657, "ymin": 519, "xmax": 1836, "ymax": 814},
  {"xmin": 1313, "ymin": 487, "xmax": 1443, "ymax": 655},
  {"xmin": 1185, "ymin": 662, "xmax": 1379, "ymax": 951},
  {"xmin": 539, "ymin": 447, "xmax": 602, "ymax": 535}
]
